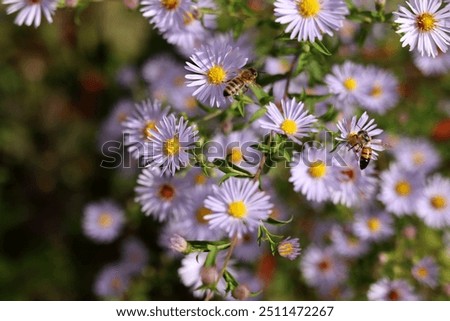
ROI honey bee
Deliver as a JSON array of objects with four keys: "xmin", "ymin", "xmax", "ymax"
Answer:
[
  {"xmin": 347, "ymin": 130, "xmax": 372, "ymax": 170},
  {"xmin": 223, "ymin": 68, "xmax": 258, "ymax": 97}
]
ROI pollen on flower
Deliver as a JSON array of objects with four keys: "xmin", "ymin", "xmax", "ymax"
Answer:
[
  {"xmin": 416, "ymin": 267, "xmax": 429, "ymax": 278},
  {"xmin": 228, "ymin": 201, "xmax": 247, "ymax": 218},
  {"xmin": 430, "ymin": 195, "xmax": 447, "ymax": 210},
  {"xmin": 367, "ymin": 218, "xmax": 381, "ymax": 232},
  {"xmin": 161, "ymin": 0, "xmax": 180, "ymax": 10},
  {"xmin": 143, "ymin": 120, "xmax": 157, "ymax": 140},
  {"xmin": 308, "ymin": 161, "xmax": 327, "ymax": 179},
  {"xmin": 194, "ymin": 173, "xmax": 207, "ymax": 185},
  {"xmin": 343, "ymin": 77, "xmax": 357, "ymax": 91},
  {"xmin": 159, "ymin": 184, "xmax": 175, "ymax": 200},
  {"xmin": 196, "ymin": 207, "xmax": 212, "ymax": 224},
  {"xmin": 416, "ymin": 13, "xmax": 436, "ymax": 32},
  {"xmin": 183, "ymin": 12, "xmax": 195, "ymax": 25},
  {"xmin": 97, "ymin": 212, "xmax": 113, "ymax": 228},
  {"xmin": 298, "ymin": 0, "xmax": 321, "ymax": 18},
  {"xmin": 395, "ymin": 180, "xmax": 412, "ymax": 196},
  {"xmin": 230, "ymin": 147, "xmax": 244, "ymax": 163},
  {"xmin": 280, "ymin": 119, "xmax": 298, "ymax": 135},
  {"xmin": 371, "ymin": 85, "xmax": 383, "ymax": 97},
  {"xmin": 207, "ymin": 65, "xmax": 227, "ymax": 85},
  {"xmin": 164, "ymin": 136, "xmax": 180, "ymax": 156}
]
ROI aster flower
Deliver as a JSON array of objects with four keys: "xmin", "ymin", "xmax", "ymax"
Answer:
[
  {"xmin": 367, "ymin": 278, "xmax": 420, "ymax": 300},
  {"xmin": 3, "ymin": 0, "xmax": 57, "ymax": 28},
  {"xmin": 413, "ymin": 50, "xmax": 450, "ymax": 76},
  {"xmin": 289, "ymin": 147, "xmax": 340, "ymax": 203},
  {"xmin": 259, "ymin": 98, "xmax": 317, "ymax": 143},
  {"xmin": 204, "ymin": 178, "xmax": 273, "ymax": 238},
  {"xmin": 206, "ymin": 129, "xmax": 261, "ymax": 173},
  {"xmin": 412, "ymin": 257, "xmax": 439, "ymax": 288},
  {"xmin": 331, "ymin": 149, "xmax": 378, "ymax": 207},
  {"xmin": 274, "ymin": 0, "xmax": 349, "ymax": 42},
  {"xmin": 97, "ymin": 99, "xmax": 134, "ymax": 149},
  {"xmin": 119, "ymin": 237, "xmax": 149, "ymax": 275},
  {"xmin": 82, "ymin": 200, "xmax": 125, "ymax": 243},
  {"xmin": 233, "ymin": 232, "xmax": 265, "ymax": 263},
  {"xmin": 122, "ymin": 99, "xmax": 170, "ymax": 160},
  {"xmin": 359, "ymin": 66, "xmax": 399, "ymax": 115},
  {"xmin": 391, "ymin": 137, "xmax": 440, "ymax": 174},
  {"xmin": 378, "ymin": 164, "xmax": 424, "ymax": 216},
  {"xmin": 416, "ymin": 174, "xmax": 450, "ymax": 228},
  {"xmin": 300, "ymin": 246, "xmax": 348, "ymax": 289},
  {"xmin": 93, "ymin": 264, "xmax": 131, "ymax": 299},
  {"xmin": 278, "ymin": 237, "xmax": 301, "ymax": 260},
  {"xmin": 330, "ymin": 225, "xmax": 369, "ymax": 258},
  {"xmin": 185, "ymin": 40, "xmax": 248, "ymax": 108},
  {"xmin": 336, "ymin": 111, "xmax": 385, "ymax": 163},
  {"xmin": 135, "ymin": 167, "xmax": 193, "ymax": 221},
  {"xmin": 394, "ymin": 0, "xmax": 450, "ymax": 57},
  {"xmin": 324, "ymin": 62, "xmax": 369, "ymax": 115},
  {"xmin": 145, "ymin": 114, "xmax": 198, "ymax": 176},
  {"xmin": 140, "ymin": 0, "xmax": 193, "ymax": 32},
  {"xmin": 353, "ymin": 210, "xmax": 394, "ymax": 242}
]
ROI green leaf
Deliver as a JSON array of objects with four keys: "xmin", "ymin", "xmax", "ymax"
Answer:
[
  {"xmin": 310, "ymin": 41, "xmax": 332, "ymax": 56},
  {"xmin": 204, "ymin": 247, "xmax": 218, "ymax": 267},
  {"xmin": 249, "ymin": 107, "xmax": 267, "ymax": 123},
  {"xmin": 266, "ymin": 216, "xmax": 293, "ymax": 226}
]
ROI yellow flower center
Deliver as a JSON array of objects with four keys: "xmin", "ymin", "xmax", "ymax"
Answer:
[
  {"xmin": 344, "ymin": 77, "xmax": 357, "ymax": 91},
  {"xmin": 230, "ymin": 147, "xmax": 244, "ymax": 164},
  {"xmin": 207, "ymin": 65, "xmax": 227, "ymax": 85},
  {"xmin": 161, "ymin": 0, "xmax": 179, "ymax": 10},
  {"xmin": 278, "ymin": 242, "xmax": 294, "ymax": 257},
  {"xmin": 183, "ymin": 11, "xmax": 195, "ymax": 25},
  {"xmin": 164, "ymin": 136, "xmax": 180, "ymax": 156},
  {"xmin": 367, "ymin": 218, "xmax": 381, "ymax": 232},
  {"xmin": 430, "ymin": 195, "xmax": 447, "ymax": 210},
  {"xmin": 308, "ymin": 161, "xmax": 327, "ymax": 179},
  {"xmin": 298, "ymin": 0, "xmax": 321, "ymax": 18},
  {"xmin": 143, "ymin": 120, "xmax": 157, "ymax": 140},
  {"xmin": 196, "ymin": 206, "xmax": 212, "ymax": 224},
  {"xmin": 97, "ymin": 212, "xmax": 113, "ymax": 229},
  {"xmin": 194, "ymin": 173, "xmax": 207, "ymax": 185},
  {"xmin": 184, "ymin": 97, "xmax": 197, "ymax": 110},
  {"xmin": 412, "ymin": 151, "xmax": 425, "ymax": 165},
  {"xmin": 371, "ymin": 85, "xmax": 383, "ymax": 97},
  {"xmin": 417, "ymin": 13, "xmax": 436, "ymax": 32},
  {"xmin": 395, "ymin": 180, "xmax": 411, "ymax": 197},
  {"xmin": 159, "ymin": 184, "xmax": 175, "ymax": 200},
  {"xmin": 416, "ymin": 267, "xmax": 429, "ymax": 278},
  {"xmin": 280, "ymin": 119, "xmax": 298, "ymax": 135},
  {"xmin": 228, "ymin": 201, "xmax": 247, "ymax": 219}
]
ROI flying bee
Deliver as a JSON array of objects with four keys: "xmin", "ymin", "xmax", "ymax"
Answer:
[
  {"xmin": 347, "ymin": 130, "xmax": 372, "ymax": 170},
  {"xmin": 223, "ymin": 68, "xmax": 258, "ymax": 97}
]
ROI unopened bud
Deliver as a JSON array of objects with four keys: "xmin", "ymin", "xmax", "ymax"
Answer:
[
  {"xmin": 232, "ymin": 284, "xmax": 251, "ymax": 300},
  {"xmin": 123, "ymin": 0, "xmax": 139, "ymax": 10},
  {"xmin": 403, "ymin": 225, "xmax": 416, "ymax": 240},
  {"xmin": 169, "ymin": 234, "xmax": 188, "ymax": 253},
  {"xmin": 200, "ymin": 266, "xmax": 218, "ymax": 286},
  {"xmin": 375, "ymin": 0, "xmax": 385, "ymax": 11}
]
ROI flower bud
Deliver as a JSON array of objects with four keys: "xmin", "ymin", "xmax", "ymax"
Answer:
[
  {"xmin": 200, "ymin": 266, "xmax": 219, "ymax": 286},
  {"xmin": 232, "ymin": 284, "xmax": 251, "ymax": 300}
]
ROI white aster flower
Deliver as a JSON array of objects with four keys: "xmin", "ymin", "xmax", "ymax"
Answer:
[
  {"xmin": 140, "ymin": 0, "xmax": 193, "ymax": 32},
  {"xmin": 204, "ymin": 178, "xmax": 273, "ymax": 238},
  {"xmin": 416, "ymin": 174, "xmax": 450, "ymax": 228},
  {"xmin": 3, "ymin": 0, "xmax": 57, "ymax": 28},
  {"xmin": 394, "ymin": 0, "xmax": 450, "ymax": 57},
  {"xmin": 274, "ymin": 0, "xmax": 349, "ymax": 42}
]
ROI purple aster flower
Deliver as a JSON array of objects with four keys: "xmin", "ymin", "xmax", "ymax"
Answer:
[
  {"xmin": 412, "ymin": 256, "xmax": 439, "ymax": 288},
  {"xmin": 3, "ymin": 0, "xmax": 57, "ymax": 28},
  {"xmin": 274, "ymin": 0, "xmax": 349, "ymax": 42},
  {"xmin": 330, "ymin": 225, "xmax": 369, "ymax": 258},
  {"xmin": 122, "ymin": 99, "xmax": 169, "ymax": 160},
  {"xmin": 289, "ymin": 147, "xmax": 340, "ymax": 203},
  {"xmin": 368, "ymin": 278, "xmax": 420, "ymax": 300},
  {"xmin": 93, "ymin": 263, "xmax": 131, "ymax": 299},
  {"xmin": 413, "ymin": 50, "xmax": 450, "ymax": 76},
  {"xmin": 353, "ymin": 210, "xmax": 394, "ymax": 242},
  {"xmin": 391, "ymin": 137, "xmax": 441, "ymax": 174},
  {"xmin": 204, "ymin": 178, "xmax": 273, "ymax": 238},
  {"xmin": 82, "ymin": 200, "xmax": 125, "ymax": 243},
  {"xmin": 145, "ymin": 114, "xmax": 198, "ymax": 176},
  {"xmin": 119, "ymin": 237, "xmax": 149, "ymax": 275},
  {"xmin": 300, "ymin": 246, "xmax": 348, "ymax": 289},
  {"xmin": 233, "ymin": 232, "xmax": 265, "ymax": 263},
  {"xmin": 394, "ymin": 0, "xmax": 450, "ymax": 57},
  {"xmin": 416, "ymin": 174, "xmax": 450, "ymax": 228},
  {"xmin": 259, "ymin": 98, "xmax": 317, "ymax": 143},
  {"xmin": 278, "ymin": 237, "xmax": 301, "ymax": 260},
  {"xmin": 185, "ymin": 40, "xmax": 248, "ymax": 108},
  {"xmin": 378, "ymin": 163, "xmax": 424, "ymax": 216},
  {"xmin": 135, "ymin": 167, "xmax": 193, "ymax": 221},
  {"xmin": 140, "ymin": 0, "xmax": 193, "ymax": 32}
]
